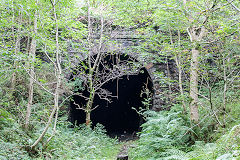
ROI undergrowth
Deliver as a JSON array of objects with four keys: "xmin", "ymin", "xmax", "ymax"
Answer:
[
  {"xmin": 43, "ymin": 122, "xmax": 119, "ymax": 159},
  {"xmin": 129, "ymin": 101, "xmax": 240, "ymax": 160},
  {"xmin": 0, "ymin": 109, "xmax": 119, "ymax": 160},
  {"xmin": 129, "ymin": 105, "xmax": 191, "ymax": 160},
  {"xmin": 1, "ymin": 88, "xmax": 240, "ymax": 160}
]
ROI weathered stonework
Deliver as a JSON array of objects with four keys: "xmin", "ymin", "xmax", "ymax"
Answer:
[{"xmin": 69, "ymin": 28, "xmax": 177, "ymax": 111}]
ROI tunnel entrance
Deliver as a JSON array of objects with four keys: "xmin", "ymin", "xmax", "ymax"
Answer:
[{"xmin": 69, "ymin": 54, "xmax": 153, "ymax": 135}]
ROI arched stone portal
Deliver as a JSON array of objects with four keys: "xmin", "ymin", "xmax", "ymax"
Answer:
[{"xmin": 69, "ymin": 54, "xmax": 153, "ymax": 134}]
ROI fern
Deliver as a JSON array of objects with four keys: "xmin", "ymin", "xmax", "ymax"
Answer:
[
  {"xmin": 186, "ymin": 125, "xmax": 240, "ymax": 160},
  {"xmin": 129, "ymin": 109, "xmax": 190, "ymax": 159}
]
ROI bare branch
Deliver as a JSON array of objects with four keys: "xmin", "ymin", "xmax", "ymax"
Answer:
[
  {"xmin": 227, "ymin": 0, "xmax": 240, "ymax": 12},
  {"xmin": 73, "ymin": 101, "xmax": 87, "ymax": 111}
]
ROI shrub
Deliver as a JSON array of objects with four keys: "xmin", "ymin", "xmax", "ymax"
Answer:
[
  {"xmin": 42, "ymin": 123, "xmax": 119, "ymax": 159},
  {"xmin": 186, "ymin": 124, "xmax": 240, "ymax": 160},
  {"xmin": 0, "ymin": 110, "xmax": 32, "ymax": 160},
  {"xmin": 129, "ymin": 106, "xmax": 190, "ymax": 159}
]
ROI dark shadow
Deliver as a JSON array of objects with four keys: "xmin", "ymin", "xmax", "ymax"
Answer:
[{"xmin": 69, "ymin": 54, "xmax": 153, "ymax": 135}]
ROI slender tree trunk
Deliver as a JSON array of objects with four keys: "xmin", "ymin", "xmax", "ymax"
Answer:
[
  {"xmin": 184, "ymin": 0, "xmax": 209, "ymax": 124},
  {"xmin": 184, "ymin": 0, "xmax": 200, "ymax": 123},
  {"xmin": 85, "ymin": 0, "xmax": 104, "ymax": 126},
  {"xmin": 223, "ymin": 58, "xmax": 227, "ymax": 112},
  {"xmin": 222, "ymin": 57, "xmax": 227, "ymax": 127},
  {"xmin": 31, "ymin": 0, "xmax": 61, "ymax": 148},
  {"xmin": 187, "ymin": 25, "xmax": 206, "ymax": 124},
  {"xmin": 11, "ymin": 34, "xmax": 21, "ymax": 89},
  {"xmin": 166, "ymin": 58, "xmax": 172, "ymax": 93},
  {"xmin": 189, "ymin": 47, "xmax": 199, "ymax": 122},
  {"xmin": 10, "ymin": 6, "xmax": 21, "ymax": 95},
  {"xmin": 86, "ymin": 79, "xmax": 94, "ymax": 126},
  {"xmin": 169, "ymin": 26, "xmax": 186, "ymax": 111},
  {"xmin": 173, "ymin": 29, "xmax": 186, "ymax": 112},
  {"xmin": 86, "ymin": 0, "xmax": 93, "ymax": 126},
  {"xmin": 86, "ymin": 110, "xmax": 91, "ymax": 126},
  {"xmin": 25, "ymin": 11, "xmax": 37, "ymax": 129},
  {"xmin": 175, "ymin": 55, "xmax": 186, "ymax": 112}
]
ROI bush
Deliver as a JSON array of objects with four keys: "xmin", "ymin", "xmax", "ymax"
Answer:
[
  {"xmin": 129, "ymin": 106, "xmax": 190, "ymax": 159},
  {"xmin": 0, "ymin": 111, "xmax": 120, "ymax": 160},
  {"xmin": 41, "ymin": 123, "xmax": 119, "ymax": 159},
  {"xmin": 186, "ymin": 124, "xmax": 240, "ymax": 160},
  {"xmin": 0, "ymin": 108, "xmax": 14, "ymax": 129},
  {"xmin": 0, "ymin": 111, "xmax": 32, "ymax": 160},
  {"xmin": 0, "ymin": 139, "xmax": 31, "ymax": 160}
]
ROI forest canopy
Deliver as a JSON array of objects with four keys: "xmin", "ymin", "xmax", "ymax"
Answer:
[{"xmin": 0, "ymin": 0, "xmax": 240, "ymax": 159}]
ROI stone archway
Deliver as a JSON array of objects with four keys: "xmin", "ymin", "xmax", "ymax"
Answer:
[{"xmin": 69, "ymin": 54, "xmax": 153, "ymax": 134}]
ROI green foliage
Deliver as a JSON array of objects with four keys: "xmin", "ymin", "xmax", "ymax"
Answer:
[
  {"xmin": 0, "ymin": 116, "xmax": 32, "ymax": 159},
  {"xmin": 1, "ymin": 0, "xmax": 240, "ymax": 159},
  {"xmin": 129, "ymin": 106, "xmax": 190, "ymax": 159},
  {"xmin": 0, "ymin": 114, "xmax": 120, "ymax": 159},
  {"xmin": 216, "ymin": 125, "xmax": 240, "ymax": 159},
  {"xmin": 186, "ymin": 124, "xmax": 240, "ymax": 160},
  {"xmin": 0, "ymin": 108, "xmax": 14, "ymax": 129},
  {"xmin": 192, "ymin": 92, "xmax": 240, "ymax": 142},
  {"xmin": 129, "ymin": 100, "xmax": 240, "ymax": 159},
  {"xmin": 43, "ymin": 123, "xmax": 119, "ymax": 159},
  {"xmin": 0, "ymin": 139, "xmax": 31, "ymax": 160}
]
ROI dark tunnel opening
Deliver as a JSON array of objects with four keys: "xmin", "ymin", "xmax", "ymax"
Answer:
[{"xmin": 69, "ymin": 54, "xmax": 154, "ymax": 135}]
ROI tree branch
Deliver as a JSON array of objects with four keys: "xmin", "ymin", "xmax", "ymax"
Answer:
[{"xmin": 227, "ymin": 0, "xmax": 240, "ymax": 12}]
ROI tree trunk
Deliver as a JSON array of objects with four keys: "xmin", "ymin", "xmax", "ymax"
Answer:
[
  {"xmin": 10, "ymin": 6, "xmax": 21, "ymax": 96},
  {"xmin": 85, "ymin": 0, "xmax": 104, "ymax": 126},
  {"xmin": 187, "ymin": 26, "xmax": 206, "ymax": 123},
  {"xmin": 166, "ymin": 57, "xmax": 172, "ymax": 93},
  {"xmin": 31, "ymin": 0, "xmax": 61, "ymax": 148},
  {"xmin": 223, "ymin": 58, "xmax": 227, "ymax": 112},
  {"xmin": 169, "ymin": 27, "xmax": 186, "ymax": 111},
  {"xmin": 25, "ymin": 11, "xmax": 37, "ymax": 129},
  {"xmin": 86, "ymin": 111, "xmax": 91, "ymax": 126},
  {"xmin": 222, "ymin": 57, "xmax": 227, "ymax": 127},
  {"xmin": 175, "ymin": 55, "xmax": 186, "ymax": 112},
  {"xmin": 189, "ymin": 48, "xmax": 199, "ymax": 123},
  {"xmin": 86, "ymin": 0, "xmax": 93, "ymax": 126},
  {"xmin": 85, "ymin": 78, "xmax": 94, "ymax": 126},
  {"xmin": 31, "ymin": 71, "xmax": 61, "ymax": 148},
  {"xmin": 184, "ymin": 0, "xmax": 207, "ymax": 124}
]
